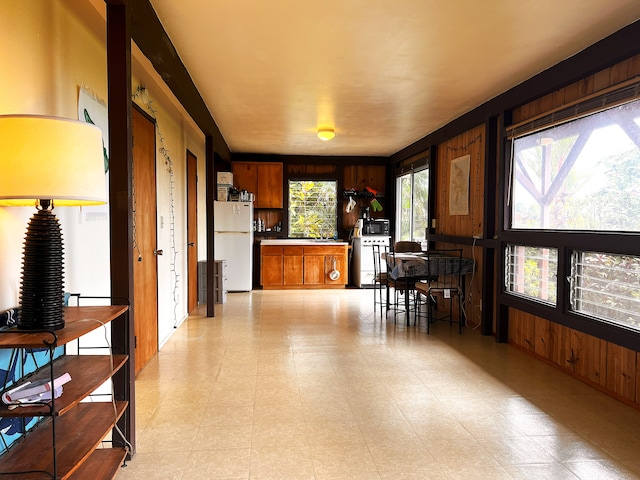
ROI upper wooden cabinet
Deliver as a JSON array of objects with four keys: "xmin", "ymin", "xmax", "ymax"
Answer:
[{"xmin": 232, "ymin": 161, "xmax": 283, "ymax": 208}]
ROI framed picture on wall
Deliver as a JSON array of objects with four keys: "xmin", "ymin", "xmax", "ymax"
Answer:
[{"xmin": 449, "ymin": 154, "xmax": 470, "ymax": 215}]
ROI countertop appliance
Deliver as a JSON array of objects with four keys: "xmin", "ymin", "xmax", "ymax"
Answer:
[
  {"xmin": 362, "ymin": 218, "xmax": 389, "ymax": 236},
  {"xmin": 352, "ymin": 235, "xmax": 391, "ymax": 288},
  {"xmin": 214, "ymin": 201, "xmax": 253, "ymax": 291}
]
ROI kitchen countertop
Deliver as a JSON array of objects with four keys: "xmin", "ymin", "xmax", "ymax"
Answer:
[{"xmin": 261, "ymin": 239, "xmax": 348, "ymax": 246}]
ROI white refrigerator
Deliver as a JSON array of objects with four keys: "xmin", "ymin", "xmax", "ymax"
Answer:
[{"xmin": 214, "ymin": 201, "xmax": 254, "ymax": 291}]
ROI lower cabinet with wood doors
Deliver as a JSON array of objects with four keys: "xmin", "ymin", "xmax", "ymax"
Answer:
[{"xmin": 260, "ymin": 241, "xmax": 348, "ymax": 289}]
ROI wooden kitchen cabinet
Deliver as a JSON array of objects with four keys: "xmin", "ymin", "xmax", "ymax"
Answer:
[
  {"xmin": 261, "ymin": 246, "xmax": 283, "ymax": 286},
  {"xmin": 232, "ymin": 161, "xmax": 283, "ymax": 208},
  {"xmin": 303, "ymin": 255, "xmax": 325, "ymax": 285},
  {"xmin": 257, "ymin": 163, "xmax": 283, "ymax": 208},
  {"xmin": 325, "ymin": 252, "xmax": 347, "ymax": 286},
  {"xmin": 283, "ymin": 246, "xmax": 304, "ymax": 285},
  {"xmin": 261, "ymin": 242, "xmax": 348, "ymax": 289}
]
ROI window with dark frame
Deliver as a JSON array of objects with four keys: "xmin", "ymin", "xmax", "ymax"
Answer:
[
  {"xmin": 288, "ymin": 180, "xmax": 337, "ymax": 239},
  {"xmin": 395, "ymin": 167, "xmax": 429, "ymax": 242},
  {"xmin": 506, "ymin": 92, "xmax": 640, "ymax": 332}
]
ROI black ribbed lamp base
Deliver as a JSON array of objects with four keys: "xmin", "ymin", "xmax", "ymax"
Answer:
[{"xmin": 18, "ymin": 208, "xmax": 65, "ymax": 330}]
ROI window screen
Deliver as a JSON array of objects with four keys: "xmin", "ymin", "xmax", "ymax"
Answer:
[
  {"xmin": 288, "ymin": 180, "xmax": 337, "ymax": 238},
  {"xmin": 510, "ymin": 98, "xmax": 640, "ymax": 232},
  {"xmin": 570, "ymin": 251, "xmax": 640, "ymax": 331},
  {"xmin": 505, "ymin": 244, "xmax": 557, "ymax": 305}
]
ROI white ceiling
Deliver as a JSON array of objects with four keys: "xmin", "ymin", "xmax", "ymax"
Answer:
[{"xmin": 147, "ymin": 0, "xmax": 640, "ymax": 157}]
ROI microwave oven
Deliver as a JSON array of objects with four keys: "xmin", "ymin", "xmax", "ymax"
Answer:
[{"xmin": 362, "ymin": 218, "xmax": 389, "ymax": 236}]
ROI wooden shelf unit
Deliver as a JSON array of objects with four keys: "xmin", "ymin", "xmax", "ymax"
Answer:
[{"xmin": 0, "ymin": 305, "xmax": 131, "ymax": 480}]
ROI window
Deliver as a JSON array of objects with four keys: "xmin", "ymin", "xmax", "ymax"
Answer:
[
  {"xmin": 505, "ymin": 244, "xmax": 557, "ymax": 305},
  {"xmin": 510, "ymin": 98, "xmax": 640, "ymax": 232},
  {"xmin": 396, "ymin": 168, "xmax": 429, "ymax": 241},
  {"xmin": 570, "ymin": 251, "xmax": 640, "ymax": 331},
  {"xmin": 288, "ymin": 180, "xmax": 337, "ymax": 238}
]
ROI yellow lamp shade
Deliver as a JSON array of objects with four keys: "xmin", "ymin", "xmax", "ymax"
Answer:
[
  {"xmin": 0, "ymin": 115, "xmax": 107, "ymax": 206},
  {"xmin": 0, "ymin": 115, "xmax": 108, "ymax": 330}
]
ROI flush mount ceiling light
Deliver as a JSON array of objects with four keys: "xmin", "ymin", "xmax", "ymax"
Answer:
[{"xmin": 317, "ymin": 128, "xmax": 335, "ymax": 141}]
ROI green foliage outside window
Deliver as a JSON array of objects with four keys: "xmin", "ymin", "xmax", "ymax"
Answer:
[
  {"xmin": 507, "ymin": 245, "xmax": 557, "ymax": 304},
  {"xmin": 510, "ymin": 98, "xmax": 640, "ymax": 331},
  {"xmin": 512, "ymin": 100, "xmax": 640, "ymax": 232},
  {"xmin": 397, "ymin": 169, "xmax": 429, "ymax": 241},
  {"xmin": 288, "ymin": 180, "xmax": 337, "ymax": 238},
  {"xmin": 573, "ymin": 252, "xmax": 640, "ymax": 331}
]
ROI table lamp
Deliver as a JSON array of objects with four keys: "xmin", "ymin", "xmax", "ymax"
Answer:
[{"xmin": 0, "ymin": 115, "xmax": 107, "ymax": 330}]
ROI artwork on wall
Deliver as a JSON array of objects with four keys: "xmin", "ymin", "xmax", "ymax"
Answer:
[
  {"xmin": 78, "ymin": 86, "xmax": 109, "ymax": 172},
  {"xmin": 449, "ymin": 154, "xmax": 470, "ymax": 215},
  {"xmin": 78, "ymin": 86, "xmax": 109, "ymax": 219}
]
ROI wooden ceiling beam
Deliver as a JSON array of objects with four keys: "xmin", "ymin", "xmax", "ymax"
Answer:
[{"xmin": 128, "ymin": 0, "xmax": 230, "ymax": 160}]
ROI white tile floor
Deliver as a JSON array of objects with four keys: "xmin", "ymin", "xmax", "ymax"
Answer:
[{"xmin": 115, "ymin": 289, "xmax": 640, "ymax": 479}]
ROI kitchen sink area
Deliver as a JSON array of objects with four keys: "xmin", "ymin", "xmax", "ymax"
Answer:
[
  {"xmin": 260, "ymin": 239, "xmax": 349, "ymax": 288},
  {"xmin": 260, "ymin": 238, "xmax": 348, "ymax": 246}
]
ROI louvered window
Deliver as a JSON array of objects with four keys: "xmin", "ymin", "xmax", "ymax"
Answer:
[
  {"xmin": 505, "ymin": 244, "xmax": 557, "ymax": 305},
  {"xmin": 288, "ymin": 180, "xmax": 337, "ymax": 238},
  {"xmin": 570, "ymin": 251, "xmax": 640, "ymax": 331}
]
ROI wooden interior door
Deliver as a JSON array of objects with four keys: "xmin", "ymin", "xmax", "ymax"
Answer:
[
  {"xmin": 187, "ymin": 150, "xmax": 198, "ymax": 312},
  {"xmin": 132, "ymin": 107, "xmax": 159, "ymax": 375}
]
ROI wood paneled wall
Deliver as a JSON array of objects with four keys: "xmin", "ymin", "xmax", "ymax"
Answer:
[
  {"xmin": 434, "ymin": 125, "xmax": 485, "ymax": 238},
  {"xmin": 512, "ymin": 54, "xmax": 640, "ymax": 124},
  {"xmin": 343, "ymin": 164, "xmax": 387, "ymax": 228},
  {"xmin": 287, "ymin": 164, "xmax": 338, "ymax": 176},
  {"xmin": 508, "ymin": 52, "xmax": 640, "ymax": 408},
  {"xmin": 509, "ymin": 308, "xmax": 639, "ymax": 406},
  {"xmin": 433, "ymin": 125, "xmax": 486, "ymax": 329},
  {"xmin": 286, "ymin": 162, "xmax": 388, "ymax": 233}
]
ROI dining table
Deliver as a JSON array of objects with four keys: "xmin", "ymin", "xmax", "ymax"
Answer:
[{"xmin": 382, "ymin": 251, "xmax": 475, "ymax": 326}]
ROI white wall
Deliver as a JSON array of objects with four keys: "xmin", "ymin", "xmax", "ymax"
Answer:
[
  {"xmin": 131, "ymin": 43, "xmax": 206, "ymax": 345},
  {"xmin": 0, "ymin": 0, "xmax": 111, "ymax": 308},
  {"xmin": 0, "ymin": 0, "xmax": 206, "ymax": 352}
]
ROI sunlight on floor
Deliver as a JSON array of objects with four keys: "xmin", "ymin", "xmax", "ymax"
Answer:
[{"xmin": 116, "ymin": 289, "xmax": 640, "ymax": 480}]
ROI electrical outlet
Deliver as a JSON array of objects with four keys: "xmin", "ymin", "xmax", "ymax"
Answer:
[{"xmin": 473, "ymin": 235, "xmax": 482, "ymax": 240}]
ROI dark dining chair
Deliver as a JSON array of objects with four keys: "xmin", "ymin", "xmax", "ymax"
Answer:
[
  {"xmin": 394, "ymin": 241, "xmax": 422, "ymax": 253},
  {"xmin": 372, "ymin": 244, "xmax": 388, "ymax": 317},
  {"xmin": 415, "ymin": 248, "xmax": 464, "ymax": 333},
  {"xmin": 385, "ymin": 248, "xmax": 420, "ymax": 325}
]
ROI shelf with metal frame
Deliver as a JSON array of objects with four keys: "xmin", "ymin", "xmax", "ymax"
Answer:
[{"xmin": 0, "ymin": 305, "xmax": 131, "ymax": 480}]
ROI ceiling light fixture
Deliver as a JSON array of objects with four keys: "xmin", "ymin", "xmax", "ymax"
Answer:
[{"xmin": 317, "ymin": 128, "xmax": 335, "ymax": 141}]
